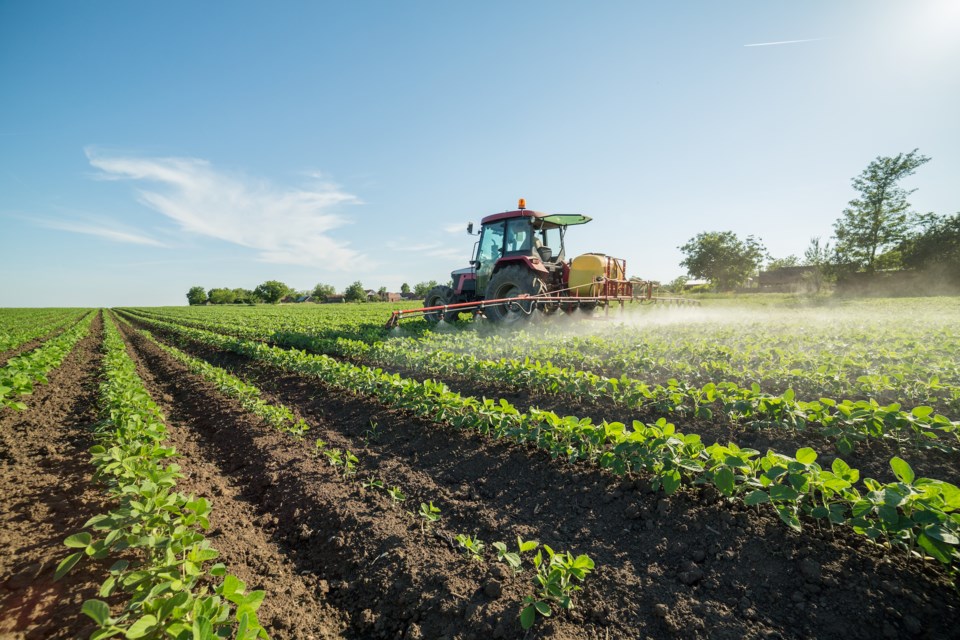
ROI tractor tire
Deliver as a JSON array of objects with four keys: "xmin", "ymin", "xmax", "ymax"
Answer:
[
  {"xmin": 423, "ymin": 285, "xmax": 459, "ymax": 323},
  {"xmin": 483, "ymin": 265, "xmax": 547, "ymax": 325}
]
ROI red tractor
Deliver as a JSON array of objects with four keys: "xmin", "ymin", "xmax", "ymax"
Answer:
[{"xmin": 386, "ymin": 200, "xmax": 652, "ymax": 328}]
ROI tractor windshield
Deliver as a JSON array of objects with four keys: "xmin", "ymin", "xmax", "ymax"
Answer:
[{"xmin": 505, "ymin": 218, "xmax": 532, "ymax": 253}]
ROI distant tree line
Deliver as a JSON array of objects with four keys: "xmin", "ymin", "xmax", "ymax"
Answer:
[
  {"xmin": 677, "ymin": 149, "xmax": 958, "ymax": 291},
  {"xmin": 186, "ymin": 279, "xmax": 443, "ymax": 305}
]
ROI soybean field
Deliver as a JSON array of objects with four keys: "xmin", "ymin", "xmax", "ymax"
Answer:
[{"xmin": 2, "ymin": 298, "xmax": 960, "ymax": 639}]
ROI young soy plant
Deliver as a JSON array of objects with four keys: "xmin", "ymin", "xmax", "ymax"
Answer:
[
  {"xmin": 387, "ymin": 486, "xmax": 407, "ymax": 504},
  {"xmin": 455, "ymin": 534, "xmax": 486, "ymax": 562},
  {"xmin": 417, "ymin": 501, "xmax": 441, "ymax": 532},
  {"xmin": 362, "ymin": 476, "xmax": 384, "ymax": 491},
  {"xmin": 493, "ymin": 536, "xmax": 539, "ymax": 575},
  {"xmin": 520, "ymin": 546, "xmax": 595, "ymax": 630}
]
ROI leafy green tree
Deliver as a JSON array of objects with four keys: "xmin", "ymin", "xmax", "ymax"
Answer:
[
  {"xmin": 377, "ymin": 286, "xmax": 388, "ymax": 300},
  {"xmin": 254, "ymin": 280, "xmax": 293, "ymax": 304},
  {"xmin": 400, "ymin": 282, "xmax": 411, "ymax": 294},
  {"xmin": 413, "ymin": 280, "xmax": 439, "ymax": 297},
  {"xmin": 312, "ymin": 283, "xmax": 336, "ymax": 302},
  {"xmin": 344, "ymin": 281, "xmax": 367, "ymax": 302},
  {"xmin": 207, "ymin": 287, "xmax": 236, "ymax": 304},
  {"xmin": 765, "ymin": 255, "xmax": 799, "ymax": 271},
  {"xmin": 833, "ymin": 149, "xmax": 931, "ymax": 271},
  {"xmin": 901, "ymin": 212, "xmax": 960, "ymax": 280},
  {"xmin": 232, "ymin": 288, "xmax": 255, "ymax": 304},
  {"xmin": 801, "ymin": 237, "xmax": 834, "ymax": 292},
  {"xmin": 186, "ymin": 286, "xmax": 207, "ymax": 306},
  {"xmin": 678, "ymin": 231, "xmax": 767, "ymax": 291}
]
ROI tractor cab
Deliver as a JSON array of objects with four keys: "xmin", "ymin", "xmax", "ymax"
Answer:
[{"xmin": 454, "ymin": 200, "xmax": 592, "ymax": 298}]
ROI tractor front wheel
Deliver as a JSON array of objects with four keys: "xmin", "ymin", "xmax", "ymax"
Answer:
[
  {"xmin": 423, "ymin": 285, "xmax": 459, "ymax": 323},
  {"xmin": 483, "ymin": 265, "xmax": 547, "ymax": 324}
]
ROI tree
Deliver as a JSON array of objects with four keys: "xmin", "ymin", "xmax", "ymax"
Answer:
[
  {"xmin": 186, "ymin": 286, "xmax": 207, "ymax": 306},
  {"xmin": 377, "ymin": 286, "xmax": 388, "ymax": 300},
  {"xmin": 253, "ymin": 280, "xmax": 293, "ymax": 304},
  {"xmin": 901, "ymin": 212, "xmax": 960, "ymax": 281},
  {"xmin": 765, "ymin": 255, "xmax": 799, "ymax": 271},
  {"xmin": 833, "ymin": 149, "xmax": 931, "ymax": 271},
  {"xmin": 400, "ymin": 282, "xmax": 411, "ymax": 294},
  {"xmin": 207, "ymin": 287, "xmax": 236, "ymax": 304},
  {"xmin": 344, "ymin": 281, "xmax": 367, "ymax": 302},
  {"xmin": 678, "ymin": 231, "xmax": 767, "ymax": 290},
  {"xmin": 413, "ymin": 280, "xmax": 439, "ymax": 297},
  {"xmin": 232, "ymin": 288, "xmax": 255, "ymax": 304},
  {"xmin": 312, "ymin": 283, "xmax": 336, "ymax": 302}
]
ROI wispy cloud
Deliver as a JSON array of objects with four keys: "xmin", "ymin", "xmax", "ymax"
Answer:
[
  {"xmin": 38, "ymin": 219, "xmax": 168, "ymax": 247},
  {"xmin": 744, "ymin": 38, "xmax": 826, "ymax": 48},
  {"xmin": 85, "ymin": 148, "xmax": 364, "ymax": 269}
]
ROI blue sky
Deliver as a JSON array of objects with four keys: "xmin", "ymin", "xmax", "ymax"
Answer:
[{"xmin": 1, "ymin": 1, "xmax": 958, "ymax": 307}]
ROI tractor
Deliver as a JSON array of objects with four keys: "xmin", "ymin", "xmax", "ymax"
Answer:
[{"xmin": 385, "ymin": 199, "xmax": 670, "ymax": 328}]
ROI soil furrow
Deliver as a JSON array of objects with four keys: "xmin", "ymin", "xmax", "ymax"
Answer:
[
  {"xmin": 122, "ymin": 313, "xmax": 960, "ymax": 640},
  {"xmin": 0, "ymin": 311, "xmax": 106, "ymax": 639}
]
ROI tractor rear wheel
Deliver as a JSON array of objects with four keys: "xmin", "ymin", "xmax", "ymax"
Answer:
[
  {"xmin": 483, "ymin": 265, "xmax": 547, "ymax": 324},
  {"xmin": 423, "ymin": 285, "xmax": 459, "ymax": 323}
]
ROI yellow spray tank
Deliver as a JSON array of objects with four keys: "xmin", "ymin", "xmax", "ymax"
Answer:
[{"xmin": 569, "ymin": 253, "xmax": 626, "ymax": 296}]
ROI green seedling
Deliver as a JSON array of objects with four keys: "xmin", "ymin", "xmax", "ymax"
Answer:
[
  {"xmin": 313, "ymin": 439, "xmax": 327, "ymax": 457},
  {"xmin": 342, "ymin": 450, "xmax": 359, "ymax": 478},
  {"xmin": 455, "ymin": 534, "xmax": 486, "ymax": 562},
  {"xmin": 364, "ymin": 419, "xmax": 381, "ymax": 442},
  {"xmin": 493, "ymin": 536, "xmax": 539, "ymax": 574},
  {"xmin": 362, "ymin": 476, "xmax": 384, "ymax": 490},
  {"xmin": 520, "ymin": 546, "xmax": 595, "ymax": 630},
  {"xmin": 418, "ymin": 501, "xmax": 441, "ymax": 532},
  {"xmin": 387, "ymin": 486, "xmax": 407, "ymax": 503}
]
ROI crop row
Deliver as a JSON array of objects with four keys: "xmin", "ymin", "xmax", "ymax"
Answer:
[
  {"xmin": 0, "ymin": 311, "xmax": 95, "ymax": 411},
  {"xmin": 120, "ymin": 310, "xmax": 960, "ymax": 569},
  {"xmin": 57, "ymin": 314, "xmax": 268, "ymax": 639},
  {"xmin": 0, "ymin": 308, "xmax": 87, "ymax": 352},
  {"xmin": 122, "ymin": 309, "xmax": 960, "ymax": 455},
  {"xmin": 123, "ymin": 302, "xmax": 960, "ymax": 415},
  {"xmin": 129, "ymin": 320, "xmax": 595, "ymax": 631}
]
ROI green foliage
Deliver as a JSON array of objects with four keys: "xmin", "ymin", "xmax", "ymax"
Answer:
[
  {"xmin": 416, "ymin": 501, "xmax": 441, "ymax": 531},
  {"xmin": 186, "ymin": 286, "xmax": 207, "ymax": 306},
  {"xmin": 118, "ymin": 303, "xmax": 960, "ymax": 568},
  {"xmin": 312, "ymin": 283, "xmax": 336, "ymax": 302},
  {"xmin": 679, "ymin": 231, "xmax": 767, "ymax": 290},
  {"xmin": 344, "ymin": 281, "xmax": 367, "ymax": 303},
  {"xmin": 1, "ymin": 312, "xmax": 93, "ymax": 411},
  {"xmin": 455, "ymin": 534, "xmax": 485, "ymax": 562},
  {"xmin": 833, "ymin": 149, "xmax": 931, "ymax": 271},
  {"xmin": 400, "ymin": 282, "xmax": 411, "ymax": 294},
  {"xmin": 254, "ymin": 280, "xmax": 294, "ymax": 304},
  {"xmin": 901, "ymin": 212, "xmax": 960, "ymax": 284},
  {"xmin": 59, "ymin": 315, "xmax": 268, "ymax": 639},
  {"xmin": 766, "ymin": 255, "xmax": 799, "ymax": 270},
  {"xmin": 208, "ymin": 287, "xmax": 237, "ymax": 304},
  {"xmin": 413, "ymin": 281, "xmax": 439, "ymax": 298},
  {"xmin": 521, "ymin": 547, "xmax": 595, "ymax": 630}
]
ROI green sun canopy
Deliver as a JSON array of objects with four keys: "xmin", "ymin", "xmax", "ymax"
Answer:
[{"xmin": 540, "ymin": 214, "xmax": 592, "ymax": 226}]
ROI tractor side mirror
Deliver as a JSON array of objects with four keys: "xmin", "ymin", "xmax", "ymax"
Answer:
[{"xmin": 467, "ymin": 222, "xmax": 474, "ymax": 235}]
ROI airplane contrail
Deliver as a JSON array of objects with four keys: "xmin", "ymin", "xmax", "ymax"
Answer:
[{"xmin": 744, "ymin": 38, "xmax": 825, "ymax": 47}]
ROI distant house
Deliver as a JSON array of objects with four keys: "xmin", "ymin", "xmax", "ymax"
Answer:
[
  {"xmin": 325, "ymin": 294, "xmax": 346, "ymax": 303},
  {"xmin": 682, "ymin": 279, "xmax": 710, "ymax": 290},
  {"xmin": 400, "ymin": 292, "xmax": 419, "ymax": 301},
  {"xmin": 384, "ymin": 292, "xmax": 402, "ymax": 302}
]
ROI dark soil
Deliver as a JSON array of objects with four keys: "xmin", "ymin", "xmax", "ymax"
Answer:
[
  {"xmin": 0, "ymin": 312, "xmax": 105, "ymax": 639},
  {"xmin": 121, "ymin": 312, "xmax": 960, "ymax": 640}
]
